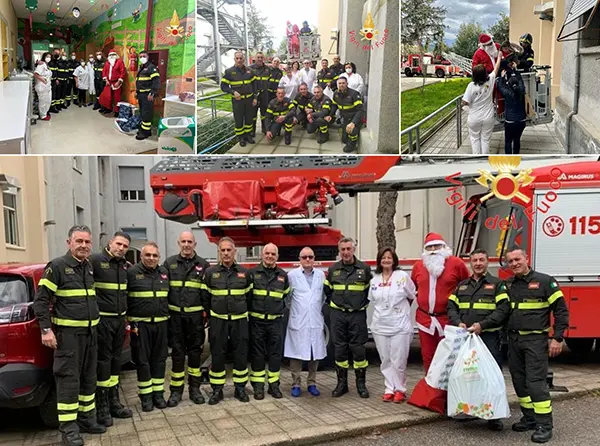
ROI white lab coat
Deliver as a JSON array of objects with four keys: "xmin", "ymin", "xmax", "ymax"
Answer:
[
  {"xmin": 34, "ymin": 63, "xmax": 52, "ymax": 118},
  {"xmin": 279, "ymin": 74, "xmax": 300, "ymax": 99},
  {"xmin": 297, "ymin": 67, "xmax": 317, "ymax": 91},
  {"xmin": 73, "ymin": 65, "xmax": 91, "ymax": 91},
  {"xmin": 339, "ymin": 72, "xmax": 365, "ymax": 95},
  {"xmin": 86, "ymin": 62, "xmax": 96, "ymax": 95},
  {"xmin": 284, "ymin": 267, "xmax": 327, "ymax": 361}
]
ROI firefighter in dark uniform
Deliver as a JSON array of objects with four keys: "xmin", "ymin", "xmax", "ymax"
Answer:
[
  {"xmin": 330, "ymin": 55, "xmax": 345, "ymax": 84},
  {"xmin": 93, "ymin": 51, "xmax": 106, "ymax": 110},
  {"xmin": 203, "ymin": 237, "xmax": 253, "ymax": 405},
  {"xmin": 68, "ymin": 52, "xmax": 79, "ymax": 105},
  {"xmin": 504, "ymin": 247, "xmax": 569, "ymax": 444},
  {"xmin": 447, "ymin": 248, "xmax": 510, "ymax": 431},
  {"xmin": 221, "ymin": 51, "xmax": 258, "ymax": 147},
  {"xmin": 317, "ymin": 58, "xmax": 338, "ymax": 91},
  {"xmin": 58, "ymin": 52, "xmax": 70, "ymax": 109},
  {"xmin": 265, "ymin": 87, "xmax": 296, "ymax": 145},
  {"xmin": 89, "ymin": 232, "xmax": 133, "ymax": 427},
  {"xmin": 127, "ymin": 242, "xmax": 170, "ymax": 412},
  {"xmin": 518, "ymin": 33, "xmax": 535, "ymax": 72},
  {"xmin": 33, "ymin": 225, "xmax": 106, "ymax": 446},
  {"xmin": 135, "ymin": 50, "xmax": 161, "ymax": 141},
  {"xmin": 292, "ymin": 82, "xmax": 313, "ymax": 128},
  {"xmin": 248, "ymin": 243, "xmax": 290, "ymax": 400},
  {"xmin": 164, "ymin": 231, "xmax": 210, "ymax": 407},
  {"xmin": 324, "ymin": 237, "xmax": 372, "ymax": 399},
  {"xmin": 48, "ymin": 49, "xmax": 62, "ymax": 113},
  {"xmin": 331, "ymin": 77, "xmax": 364, "ymax": 153},
  {"xmin": 306, "ymin": 85, "xmax": 334, "ymax": 144},
  {"xmin": 249, "ymin": 51, "xmax": 271, "ymax": 136},
  {"xmin": 267, "ymin": 57, "xmax": 283, "ymax": 102}
]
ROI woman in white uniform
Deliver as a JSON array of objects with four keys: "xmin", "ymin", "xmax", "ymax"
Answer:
[
  {"xmin": 339, "ymin": 62, "xmax": 364, "ymax": 95},
  {"xmin": 34, "ymin": 52, "xmax": 53, "ymax": 121},
  {"xmin": 369, "ymin": 247, "xmax": 416, "ymax": 403},
  {"xmin": 278, "ymin": 65, "xmax": 300, "ymax": 99}
]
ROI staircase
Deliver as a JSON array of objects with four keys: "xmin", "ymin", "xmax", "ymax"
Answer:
[
  {"xmin": 443, "ymin": 51, "xmax": 473, "ymax": 76},
  {"xmin": 197, "ymin": 1, "xmax": 245, "ymax": 49},
  {"xmin": 197, "ymin": 47, "xmax": 229, "ymax": 75}
]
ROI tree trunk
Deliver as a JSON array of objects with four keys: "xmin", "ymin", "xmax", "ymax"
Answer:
[{"xmin": 376, "ymin": 191, "xmax": 398, "ymax": 252}]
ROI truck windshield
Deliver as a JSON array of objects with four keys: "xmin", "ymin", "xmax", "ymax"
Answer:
[
  {"xmin": 498, "ymin": 204, "xmax": 529, "ymax": 268},
  {"xmin": 0, "ymin": 275, "xmax": 29, "ymax": 307}
]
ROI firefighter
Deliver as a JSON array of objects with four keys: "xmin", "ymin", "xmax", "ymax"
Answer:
[
  {"xmin": 331, "ymin": 77, "xmax": 364, "ymax": 153},
  {"xmin": 306, "ymin": 85, "xmax": 334, "ymax": 144},
  {"xmin": 504, "ymin": 247, "xmax": 569, "ymax": 444},
  {"xmin": 265, "ymin": 87, "xmax": 295, "ymax": 145},
  {"xmin": 135, "ymin": 50, "xmax": 161, "ymax": 141},
  {"xmin": 48, "ymin": 48, "xmax": 62, "ymax": 113},
  {"xmin": 330, "ymin": 55, "xmax": 345, "ymax": 80},
  {"xmin": 447, "ymin": 248, "xmax": 510, "ymax": 431},
  {"xmin": 317, "ymin": 58, "xmax": 338, "ymax": 91},
  {"xmin": 249, "ymin": 243, "xmax": 290, "ymax": 400},
  {"xmin": 249, "ymin": 51, "xmax": 271, "ymax": 136},
  {"xmin": 89, "ymin": 232, "xmax": 133, "ymax": 427},
  {"xmin": 127, "ymin": 242, "xmax": 170, "ymax": 412},
  {"xmin": 203, "ymin": 237, "xmax": 253, "ymax": 405},
  {"xmin": 93, "ymin": 51, "xmax": 105, "ymax": 110},
  {"xmin": 33, "ymin": 225, "xmax": 106, "ymax": 446},
  {"xmin": 292, "ymin": 82, "xmax": 313, "ymax": 128},
  {"xmin": 58, "ymin": 51, "xmax": 70, "ymax": 109},
  {"xmin": 68, "ymin": 52, "xmax": 79, "ymax": 106},
  {"xmin": 268, "ymin": 57, "xmax": 283, "ymax": 102},
  {"xmin": 324, "ymin": 237, "xmax": 372, "ymax": 399},
  {"xmin": 220, "ymin": 51, "xmax": 258, "ymax": 147},
  {"xmin": 164, "ymin": 231, "xmax": 210, "ymax": 407},
  {"xmin": 518, "ymin": 33, "xmax": 535, "ymax": 72}
]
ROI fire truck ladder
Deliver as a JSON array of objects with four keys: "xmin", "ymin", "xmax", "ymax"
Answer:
[
  {"xmin": 443, "ymin": 51, "xmax": 473, "ymax": 76},
  {"xmin": 197, "ymin": 217, "xmax": 331, "ymax": 228},
  {"xmin": 456, "ymin": 199, "xmax": 486, "ymax": 257}
]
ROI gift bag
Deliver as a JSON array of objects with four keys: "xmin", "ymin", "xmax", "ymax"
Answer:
[
  {"xmin": 98, "ymin": 85, "xmax": 113, "ymax": 110},
  {"xmin": 407, "ymin": 378, "xmax": 448, "ymax": 415},
  {"xmin": 447, "ymin": 334, "xmax": 510, "ymax": 420},
  {"xmin": 425, "ymin": 325, "xmax": 470, "ymax": 390}
]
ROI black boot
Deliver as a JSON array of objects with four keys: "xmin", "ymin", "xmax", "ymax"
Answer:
[
  {"xmin": 321, "ymin": 132, "xmax": 329, "ymax": 143},
  {"xmin": 208, "ymin": 386, "xmax": 224, "ymax": 405},
  {"xmin": 487, "ymin": 419, "xmax": 504, "ymax": 431},
  {"xmin": 189, "ymin": 386, "xmax": 205, "ymax": 405},
  {"xmin": 531, "ymin": 426, "xmax": 553, "ymax": 443},
  {"xmin": 261, "ymin": 120, "xmax": 267, "ymax": 134},
  {"xmin": 284, "ymin": 131, "xmax": 292, "ymax": 145},
  {"xmin": 247, "ymin": 134, "xmax": 255, "ymax": 144},
  {"xmin": 140, "ymin": 394, "xmax": 154, "ymax": 412},
  {"xmin": 267, "ymin": 382, "xmax": 283, "ymax": 399},
  {"xmin": 343, "ymin": 143, "xmax": 356, "ymax": 153},
  {"xmin": 96, "ymin": 388, "xmax": 113, "ymax": 427},
  {"xmin": 252, "ymin": 383, "xmax": 265, "ymax": 400},
  {"xmin": 77, "ymin": 411, "xmax": 107, "ymax": 434},
  {"xmin": 355, "ymin": 368, "xmax": 370, "ymax": 398},
  {"xmin": 152, "ymin": 391, "xmax": 167, "ymax": 409},
  {"xmin": 59, "ymin": 422, "xmax": 84, "ymax": 446},
  {"xmin": 167, "ymin": 388, "xmax": 183, "ymax": 407},
  {"xmin": 240, "ymin": 136, "xmax": 247, "ymax": 147},
  {"xmin": 332, "ymin": 366, "xmax": 349, "ymax": 397},
  {"xmin": 234, "ymin": 384, "xmax": 250, "ymax": 403},
  {"xmin": 108, "ymin": 385, "xmax": 133, "ymax": 418}
]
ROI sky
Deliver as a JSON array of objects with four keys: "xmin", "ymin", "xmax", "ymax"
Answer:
[{"xmin": 437, "ymin": 0, "xmax": 509, "ymax": 44}]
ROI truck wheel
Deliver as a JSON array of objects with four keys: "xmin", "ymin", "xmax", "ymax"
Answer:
[
  {"xmin": 435, "ymin": 69, "xmax": 445, "ymax": 78},
  {"xmin": 565, "ymin": 338, "xmax": 594, "ymax": 355},
  {"xmin": 38, "ymin": 386, "xmax": 59, "ymax": 429},
  {"xmin": 404, "ymin": 68, "xmax": 413, "ymax": 77}
]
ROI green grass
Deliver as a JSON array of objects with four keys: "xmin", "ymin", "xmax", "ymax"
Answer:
[{"xmin": 198, "ymin": 94, "xmax": 233, "ymax": 112}]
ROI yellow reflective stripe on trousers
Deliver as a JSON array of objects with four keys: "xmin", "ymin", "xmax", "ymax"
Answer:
[
  {"xmin": 126, "ymin": 316, "xmax": 169, "ymax": 322},
  {"xmin": 97, "ymin": 378, "xmax": 112, "ymax": 387},
  {"xmin": 336, "ymin": 360, "xmax": 349, "ymax": 368},
  {"xmin": 109, "ymin": 375, "xmax": 119, "ymax": 386},
  {"xmin": 187, "ymin": 367, "xmax": 201, "ymax": 377},
  {"xmin": 519, "ymin": 396, "xmax": 534, "ymax": 409},
  {"xmin": 79, "ymin": 394, "xmax": 94, "ymax": 402},
  {"xmin": 511, "ymin": 301, "xmax": 549, "ymax": 309},
  {"xmin": 210, "ymin": 310, "xmax": 248, "ymax": 320},
  {"xmin": 353, "ymin": 360, "xmax": 368, "ymax": 369},
  {"xmin": 138, "ymin": 379, "xmax": 153, "ymax": 394},
  {"xmin": 548, "ymin": 290, "xmax": 564, "ymax": 305},
  {"xmin": 56, "ymin": 288, "xmax": 96, "ymax": 297},
  {"xmin": 52, "ymin": 317, "xmax": 100, "ymax": 327},
  {"xmin": 58, "ymin": 413, "xmax": 78, "ymax": 421},
  {"xmin": 57, "ymin": 402, "xmax": 79, "ymax": 411},
  {"xmin": 79, "ymin": 402, "xmax": 96, "ymax": 412},
  {"xmin": 533, "ymin": 400, "xmax": 552, "ymax": 414},
  {"xmin": 95, "ymin": 282, "xmax": 127, "ymax": 290},
  {"xmin": 39, "ymin": 278, "xmax": 58, "ymax": 292},
  {"xmin": 129, "ymin": 291, "xmax": 168, "ymax": 298},
  {"xmin": 268, "ymin": 370, "xmax": 280, "ymax": 383},
  {"xmin": 250, "ymin": 369, "xmax": 266, "ymax": 382},
  {"xmin": 209, "ymin": 369, "xmax": 226, "ymax": 385},
  {"xmin": 232, "ymin": 368, "xmax": 248, "ymax": 383},
  {"xmin": 169, "ymin": 305, "xmax": 204, "ymax": 313}
]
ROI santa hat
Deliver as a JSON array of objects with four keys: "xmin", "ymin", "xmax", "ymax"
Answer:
[
  {"xmin": 424, "ymin": 232, "xmax": 446, "ymax": 248},
  {"xmin": 479, "ymin": 33, "xmax": 493, "ymax": 45},
  {"xmin": 108, "ymin": 49, "xmax": 117, "ymax": 56}
]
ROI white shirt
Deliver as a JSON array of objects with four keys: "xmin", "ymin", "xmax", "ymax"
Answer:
[
  {"xmin": 34, "ymin": 63, "xmax": 52, "ymax": 90},
  {"xmin": 297, "ymin": 67, "xmax": 317, "ymax": 91},
  {"xmin": 369, "ymin": 270, "xmax": 416, "ymax": 336},
  {"xmin": 339, "ymin": 72, "xmax": 365, "ymax": 95},
  {"xmin": 279, "ymin": 74, "xmax": 300, "ymax": 99},
  {"xmin": 463, "ymin": 72, "xmax": 496, "ymax": 122},
  {"xmin": 73, "ymin": 65, "xmax": 90, "ymax": 90}
]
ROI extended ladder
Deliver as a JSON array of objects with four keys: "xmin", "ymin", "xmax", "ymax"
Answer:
[{"xmin": 443, "ymin": 51, "xmax": 473, "ymax": 76}]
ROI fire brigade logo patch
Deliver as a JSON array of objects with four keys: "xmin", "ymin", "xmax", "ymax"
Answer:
[
  {"xmin": 212, "ymin": 273, "xmax": 221, "ymax": 279},
  {"xmin": 333, "ymin": 270, "xmax": 341, "ymax": 277},
  {"xmin": 254, "ymin": 273, "xmax": 262, "ymax": 279},
  {"xmin": 64, "ymin": 268, "xmax": 74, "ymax": 275},
  {"xmin": 484, "ymin": 284, "xmax": 495, "ymax": 290},
  {"xmin": 528, "ymin": 282, "xmax": 540, "ymax": 289},
  {"xmin": 136, "ymin": 274, "xmax": 145, "ymax": 280},
  {"xmin": 277, "ymin": 276, "xmax": 285, "ymax": 282},
  {"xmin": 459, "ymin": 285, "xmax": 468, "ymax": 291},
  {"xmin": 100, "ymin": 262, "xmax": 110, "ymax": 269},
  {"xmin": 170, "ymin": 264, "xmax": 178, "ymax": 269},
  {"xmin": 237, "ymin": 273, "xmax": 246, "ymax": 278}
]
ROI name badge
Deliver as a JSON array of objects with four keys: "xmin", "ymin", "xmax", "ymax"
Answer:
[
  {"xmin": 528, "ymin": 282, "xmax": 540, "ymax": 289},
  {"xmin": 237, "ymin": 273, "xmax": 246, "ymax": 278},
  {"xmin": 277, "ymin": 276, "xmax": 285, "ymax": 282},
  {"xmin": 458, "ymin": 285, "xmax": 468, "ymax": 291},
  {"xmin": 484, "ymin": 284, "xmax": 495, "ymax": 290}
]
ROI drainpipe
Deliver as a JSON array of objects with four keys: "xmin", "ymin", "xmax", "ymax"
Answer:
[
  {"xmin": 144, "ymin": 0, "xmax": 153, "ymax": 51},
  {"xmin": 565, "ymin": 23, "xmax": 582, "ymax": 154}
]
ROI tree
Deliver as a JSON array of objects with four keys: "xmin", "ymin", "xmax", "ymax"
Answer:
[
  {"xmin": 247, "ymin": 3, "xmax": 272, "ymax": 51},
  {"xmin": 487, "ymin": 12, "xmax": 509, "ymax": 45},
  {"xmin": 277, "ymin": 38, "xmax": 287, "ymax": 57},
  {"xmin": 452, "ymin": 22, "xmax": 483, "ymax": 59},
  {"xmin": 376, "ymin": 192, "xmax": 398, "ymax": 252}
]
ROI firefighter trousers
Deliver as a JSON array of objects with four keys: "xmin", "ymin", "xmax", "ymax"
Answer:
[
  {"xmin": 252, "ymin": 91, "xmax": 269, "ymax": 135},
  {"xmin": 269, "ymin": 116, "xmax": 295, "ymax": 136},
  {"xmin": 480, "ymin": 331, "xmax": 503, "ymax": 369},
  {"xmin": 330, "ymin": 309, "xmax": 369, "ymax": 370},
  {"xmin": 340, "ymin": 117, "xmax": 362, "ymax": 148},
  {"xmin": 169, "ymin": 312, "xmax": 205, "ymax": 391},
  {"xmin": 54, "ymin": 327, "xmax": 98, "ymax": 431},
  {"xmin": 137, "ymin": 92, "xmax": 154, "ymax": 136},
  {"xmin": 232, "ymin": 97, "xmax": 255, "ymax": 140},
  {"xmin": 307, "ymin": 117, "xmax": 330, "ymax": 135},
  {"xmin": 96, "ymin": 316, "xmax": 126, "ymax": 390},
  {"xmin": 131, "ymin": 321, "xmax": 168, "ymax": 395},
  {"xmin": 208, "ymin": 317, "xmax": 249, "ymax": 388},
  {"xmin": 59, "ymin": 80, "xmax": 69, "ymax": 107},
  {"xmin": 249, "ymin": 317, "xmax": 283, "ymax": 385},
  {"xmin": 51, "ymin": 80, "xmax": 61, "ymax": 109},
  {"xmin": 68, "ymin": 77, "xmax": 77, "ymax": 103},
  {"xmin": 508, "ymin": 332, "xmax": 552, "ymax": 429}
]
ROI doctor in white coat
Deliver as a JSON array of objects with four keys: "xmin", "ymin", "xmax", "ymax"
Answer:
[
  {"xmin": 369, "ymin": 247, "xmax": 416, "ymax": 404},
  {"xmin": 284, "ymin": 247, "xmax": 327, "ymax": 397}
]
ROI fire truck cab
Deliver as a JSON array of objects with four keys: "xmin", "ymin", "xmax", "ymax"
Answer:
[{"xmin": 403, "ymin": 54, "xmax": 463, "ymax": 78}]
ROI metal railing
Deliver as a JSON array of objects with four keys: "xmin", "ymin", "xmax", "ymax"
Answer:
[{"xmin": 197, "ymin": 92, "xmax": 237, "ymax": 154}]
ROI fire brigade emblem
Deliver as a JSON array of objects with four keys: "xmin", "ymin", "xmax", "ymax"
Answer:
[
  {"xmin": 475, "ymin": 156, "xmax": 535, "ymax": 203},
  {"xmin": 359, "ymin": 13, "xmax": 379, "ymax": 41}
]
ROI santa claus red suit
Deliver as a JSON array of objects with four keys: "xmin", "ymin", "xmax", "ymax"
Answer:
[
  {"xmin": 410, "ymin": 233, "xmax": 470, "ymax": 374},
  {"xmin": 100, "ymin": 49, "xmax": 126, "ymax": 114},
  {"xmin": 472, "ymin": 33, "xmax": 501, "ymax": 74}
]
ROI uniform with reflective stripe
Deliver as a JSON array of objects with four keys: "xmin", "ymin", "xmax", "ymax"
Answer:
[
  {"xmin": 317, "ymin": 67, "xmax": 339, "ymax": 90},
  {"xmin": 331, "ymin": 87, "xmax": 364, "ymax": 125},
  {"xmin": 164, "ymin": 253, "xmax": 209, "ymax": 313},
  {"xmin": 89, "ymin": 248, "xmax": 129, "ymax": 316},
  {"xmin": 126, "ymin": 263, "xmax": 170, "ymax": 322},
  {"xmin": 324, "ymin": 258, "xmax": 372, "ymax": 311},
  {"xmin": 268, "ymin": 67, "xmax": 283, "ymax": 94}
]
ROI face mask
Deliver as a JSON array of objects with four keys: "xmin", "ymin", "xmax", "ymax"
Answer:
[
  {"xmin": 89, "ymin": 58, "xmax": 94, "ymax": 63},
  {"xmin": 345, "ymin": 68, "xmax": 352, "ymax": 74},
  {"xmin": 71, "ymin": 56, "xmax": 76, "ymax": 60},
  {"xmin": 61, "ymin": 56, "xmax": 67, "ymax": 61},
  {"xmin": 45, "ymin": 57, "xmax": 51, "ymax": 63},
  {"xmin": 140, "ymin": 57, "xmax": 148, "ymax": 64},
  {"xmin": 81, "ymin": 62, "xmax": 86, "ymax": 66},
  {"xmin": 54, "ymin": 54, "xmax": 59, "ymax": 59},
  {"xmin": 97, "ymin": 55, "xmax": 102, "ymax": 60}
]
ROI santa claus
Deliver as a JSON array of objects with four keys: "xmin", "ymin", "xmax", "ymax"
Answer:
[
  {"xmin": 100, "ymin": 49, "xmax": 126, "ymax": 116},
  {"xmin": 410, "ymin": 233, "xmax": 470, "ymax": 374},
  {"xmin": 472, "ymin": 33, "xmax": 501, "ymax": 74}
]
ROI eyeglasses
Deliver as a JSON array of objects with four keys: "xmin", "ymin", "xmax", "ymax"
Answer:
[
  {"xmin": 145, "ymin": 254, "xmax": 159, "ymax": 258},
  {"xmin": 301, "ymin": 255, "xmax": 314, "ymax": 260}
]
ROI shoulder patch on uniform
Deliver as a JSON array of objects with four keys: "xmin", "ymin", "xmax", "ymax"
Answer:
[
  {"xmin": 64, "ymin": 267, "xmax": 74, "ymax": 275},
  {"xmin": 100, "ymin": 262, "xmax": 110, "ymax": 269},
  {"xmin": 333, "ymin": 270, "xmax": 341, "ymax": 277},
  {"xmin": 212, "ymin": 272, "xmax": 221, "ymax": 279},
  {"xmin": 160, "ymin": 274, "xmax": 168, "ymax": 280},
  {"xmin": 550, "ymin": 282, "xmax": 558, "ymax": 288},
  {"xmin": 484, "ymin": 284, "xmax": 495, "ymax": 290},
  {"xmin": 237, "ymin": 272, "xmax": 246, "ymax": 278},
  {"xmin": 195, "ymin": 266, "xmax": 203, "ymax": 271},
  {"xmin": 277, "ymin": 276, "xmax": 285, "ymax": 282},
  {"xmin": 528, "ymin": 282, "xmax": 540, "ymax": 289},
  {"xmin": 459, "ymin": 285, "xmax": 468, "ymax": 291},
  {"xmin": 44, "ymin": 267, "xmax": 53, "ymax": 276}
]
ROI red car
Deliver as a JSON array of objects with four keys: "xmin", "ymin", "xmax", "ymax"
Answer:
[{"xmin": 0, "ymin": 263, "xmax": 131, "ymax": 427}]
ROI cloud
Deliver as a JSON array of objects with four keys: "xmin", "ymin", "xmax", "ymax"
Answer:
[{"xmin": 437, "ymin": 0, "xmax": 509, "ymax": 44}]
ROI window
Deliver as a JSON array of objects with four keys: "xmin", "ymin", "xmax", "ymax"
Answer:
[
  {"xmin": 581, "ymin": 8, "xmax": 600, "ymax": 48},
  {"xmin": 122, "ymin": 227, "xmax": 147, "ymax": 241},
  {"xmin": 125, "ymin": 249, "xmax": 141, "ymax": 265},
  {"xmin": 557, "ymin": 0, "xmax": 600, "ymax": 43},
  {"xmin": 76, "ymin": 206, "xmax": 84, "ymax": 226},
  {"xmin": 119, "ymin": 166, "xmax": 146, "ymax": 201},
  {"xmin": 99, "ymin": 158, "xmax": 106, "ymax": 196},
  {"xmin": 3, "ymin": 188, "xmax": 20, "ymax": 246}
]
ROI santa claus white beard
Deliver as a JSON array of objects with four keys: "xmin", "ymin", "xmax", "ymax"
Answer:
[
  {"xmin": 483, "ymin": 43, "xmax": 498, "ymax": 60},
  {"xmin": 421, "ymin": 247, "xmax": 452, "ymax": 278},
  {"xmin": 109, "ymin": 58, "xmax": 115, "ymax": 66}
]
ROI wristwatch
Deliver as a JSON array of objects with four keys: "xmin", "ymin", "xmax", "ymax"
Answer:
[
  {"xmin": 553, "ymin": 336, "xmax": 563, "ymax": 343},
  {"xmin": 41, "ymin": 328, "xmax": 52, "ymax": 334}
]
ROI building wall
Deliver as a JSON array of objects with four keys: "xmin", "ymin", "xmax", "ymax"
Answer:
[
  {"xmin": 0, "ymin": 156, "xmax": 48, "ymax": 262},
  {"xmin": 0, "ymin": 0, "xmax": 17, "ymax": 79},
  {"xmin": 318, "ymin": 0, "xmax": 340, "ymax": 59}
]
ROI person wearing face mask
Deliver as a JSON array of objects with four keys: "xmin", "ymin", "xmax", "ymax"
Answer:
[
  {"xmin": 100, "ymin": 49, "xmax": 126, "ymax": 117},
  {"xmin": 73, "ymin": 59, "xmax": 91, "ymax": 107},
  {"xmin": 339, "ymin": 62, "xmax": 364, "ymax": 95},
  {"xmin": 34, "ymin": 52, "xmax": 53, "ymax": 121},
  {"xmin": 93, "ymin": 52, "xmax": 106, "ymax": 110},
  {"xmin": 86, "ymin": 55, "xmax": 96, "ymax": 106},
  {"xmin": 306, "ymin": 85, "xmax": 334, "ymax": 144},
  {"xmin": 66, "ymin": 52, "xmax": 79, "ymax": 106},
  {"xmin": 497, "ymin": 56, "xmax": 527, "ymax": 154},
  {"xmin": 47, "ymin": 49, "xmax": 63, "ymax": 113},
  {"xmin": 135, "ymin": 50, "xmax": 161, "ymax": 140},
  {"xmin": 57, "ymin": 51, "xmax": 71, "ymax": 109}
]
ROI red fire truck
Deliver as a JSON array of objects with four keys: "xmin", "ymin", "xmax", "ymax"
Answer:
[
  {"xmin": 150, "ymin": 156, "xmax": 600, "ymax": 355},
  {"xmin": 402, "ymin": 54, "xmax": 463, "ymax": 78}
]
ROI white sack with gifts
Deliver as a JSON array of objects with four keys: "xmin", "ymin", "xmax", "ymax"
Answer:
[
  {"xmin": 447, "ymin": 334, "xmax": 510, "ymax": 420},
  {"xmin": 425, "ymin": 325, "xmax": 470, "ymax": 390}
]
